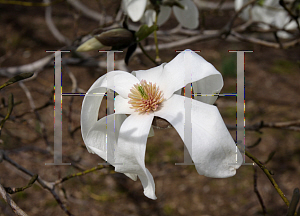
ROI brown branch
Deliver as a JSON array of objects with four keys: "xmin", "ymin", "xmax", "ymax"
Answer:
[
  {"xmin": 2, "ymin": 151, "xmax": 74, "ymax": 216},
  {"xmin": 227, "ymin": 119, "xmax": 300, "ymax": 132},
  {"xmin": 231, "ymin": 30, "xmax": 300, "ymax": 49},
  {"xmin": 0, "ymin": 183, "xmax": 29, "ymax": 216}
]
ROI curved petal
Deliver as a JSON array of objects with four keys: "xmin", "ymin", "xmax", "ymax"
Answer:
[
  {"xmin": 143, "ymin": 9, "xmax": 156, "ymax": 27},
  {"xmin": 192, "ymin": 73, "xmax": 223, "ymax": 105},
  {"xmin": 85, "ymin": 114, "xmax": 126, "ymax": 160},
  {"xmin": 85, "ymin": 114, "xmax": 138, "ymax": 181},
  {"xmin": 235, "ymin": 0, "xmax": 251, "ymax": 20},
  {"xmin": 157, "ymin": 5, "xmax": 172, "ymax": 26},
  {"xmin": 155, "ymin": 94, "xmax": 243, "ymax": 177},
  {"xmin": 81, "ymin": 71, "xmax": 139, "ymax": 144},
  {"xmin": 114, "ymin": 112, "xmax": 157, "ymax": 199},
  {"xmin": 124, "ymin": 0, "xmax": 147, "ymax": 22},
  {"xmin": 157, "ymin": 50, "xmax": 222, "ymax": 100},
  {"xmin": 132, "ymin": 63, "xmax": 165, "ymax": 83},
  {"xmin": 115, "ymin": 95, "xmax": 134, "ymax": 115},
  {"xmin": 173, "ymin": 0, "xmax": 199, "ymax": 29}
]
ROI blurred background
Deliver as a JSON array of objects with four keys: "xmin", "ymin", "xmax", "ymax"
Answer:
[{"xmin": 0, "ymin": 0, "xmax": 299, "ymax": 215}]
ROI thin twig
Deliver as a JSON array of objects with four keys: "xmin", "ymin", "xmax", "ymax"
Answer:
[
  {"xmin": 4, "ymin": 174, "xmax": 38, "ymax": 194},
  {"xmin": 253, "ymin": 166, "xmax": 267, "ymax": 215},
  {"xmin": 138, "ymin": 43, "xmax": 158, "ymax": 66},
  {"xmin": 18, "ymin": 82, "xmax": 50, "ymax": 147},
  {"xmin": 15, "ymin": 99, "xmax": 53, "ymax": 118},
  {"xmin": 54, "ymin": 165, "xmax": 112, "ymax": 185},
  {"xmin": 246, "ymin": 150, "xmax": 290, "ymax": 207}
]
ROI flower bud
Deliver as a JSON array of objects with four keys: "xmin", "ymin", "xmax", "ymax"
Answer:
[
  {"xmin": 95, "ymin": 28, "xmax": 135, "ymax": 49},
  {"xmin": 76, "ymin": 37, "xmax": 104, "ymax": 52},
  {"xmin": 76, "ymin": 28, "xmax": 135, "ymax": 52}
]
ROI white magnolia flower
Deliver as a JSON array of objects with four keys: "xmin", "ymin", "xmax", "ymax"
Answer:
[
  {"xmin": 235, "ymin": 0, "xmax": 300, "ymax": 38},
  {"xmin": 81, "ymin": 50, "xmax": 242, "ymax": 199},
  {"xmin": 122, "ymin": 0, "xmax": 199, "ymax": 29}
]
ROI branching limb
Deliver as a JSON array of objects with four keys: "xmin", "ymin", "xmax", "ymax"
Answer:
[
  {"xmin": 279, "ymin": 0, "xmax": 300, "ymax": 32},
  {"xmin": 2, "ymin": 151, "xmax": 74, "ymax": 216},
  {"xmin": 0, "ymin": 183, "xmax": 29, "ymax": 216}
]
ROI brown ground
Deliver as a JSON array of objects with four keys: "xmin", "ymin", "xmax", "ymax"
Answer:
[{"xmin": 0, "ymin": 1, "xmax": 300, "ymax": 216}]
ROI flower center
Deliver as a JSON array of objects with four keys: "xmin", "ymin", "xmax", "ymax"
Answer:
[{"xmin": 128, "ymin": 80, "xmax": 164, "ymax": 114}]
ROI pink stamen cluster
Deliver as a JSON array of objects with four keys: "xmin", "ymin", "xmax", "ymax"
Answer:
[{"xmin": 128, "ymin": 80, "xmax": 164, "ymax": 114}]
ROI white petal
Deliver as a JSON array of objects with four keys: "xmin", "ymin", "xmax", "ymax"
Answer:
[
  {"xmin": 81, "ymin": 71, "xmax": 139, "ymax": 144},
  {"xmin": 155, "ymin": 94, "xmax": 243, "ymax": 177},
  {"xmin": 173, "ymin": 0, "xmax": 199, "ymax": 29},
  {"xmin": 144, "ymin": 9, "xmax": 156, "ymax": 27},
  {"xmin": 235, "ymin": 0, "xmax": 251, "ymax": 20},
  {"xmin": 114, "ymin": 112, "xmax": 157, "ymax": 199},
  {"xmin": 192, "ymin": 73, "xmax": 223, "ymax": 105},
  {"xmin": 85, "ymin": 114, "xmax": 126, "ymax": 160},
  {"xmin": 115, "ymin": 95, "xmax": 134, "ymax": 115},
  {"xmin": 132, "ymin": 63, "xmax": 165, "ymax": 83},
  {"xmin": 114, "ymin": 96, "xmax": 154, "ymax": 137},
  {"xmin": 124, "ymin": 0, "xmax": 147, "ymax": 22},
  {"xmin": 157, "ymin": 6, "xmax": 172, "ymax": 26},
  {"xmin": 157, "ymin": 50, "xmax": 222, "ymax": 100},
  {"xmin": 86, "ymin": 114, "xmax": 138, "ymax": 181}
]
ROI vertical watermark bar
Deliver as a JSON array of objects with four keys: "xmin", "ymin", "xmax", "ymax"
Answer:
[
  {"xmin": 229, "ymin": 50, "xmax": 253, "ymax": 165},
  {"xmin": 46, "ymin": 50, "xmax": 71, "ymax": 165},
  {"xmin": 176, "ymin": 50, "xmax": 200, "ymax": 165},
  {"xmin": 98, "ymin": 51, "xmax": 122, "ymax": 165}
]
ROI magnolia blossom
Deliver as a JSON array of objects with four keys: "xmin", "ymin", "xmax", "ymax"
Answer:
[
  {"xmin": 122, "ymin": 0, "xmax": 199, "ymax": 29},
  {"xmin": 81, "ymin": 50, "xmax": 242, "ymax": 199},
  {"xmin": 235, "ymin": 0, "xmax": 300, "ymax": 38}
]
